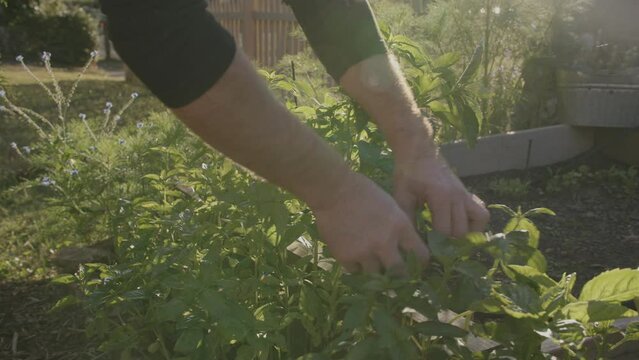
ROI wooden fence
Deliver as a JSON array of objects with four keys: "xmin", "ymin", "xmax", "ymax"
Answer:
[{"xmin": 208, "ymin": 0, "xmax": 307, "ymax": 67}]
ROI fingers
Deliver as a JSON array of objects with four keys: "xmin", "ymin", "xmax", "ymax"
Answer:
[
  {"xmin": 376, "ymin": 244, "xmax": 407, "ymax": 277},
  {"xmin": 341, "ymin": 262, "xmax": 360, "ymax": 274},
  {"xmin": 430, "ymin": 199, "xmax": 452, "ymax": 236},
  {"xmin": 394, "ymin": 188, "xmax": 418, "ymax": 227},
  {"xmin": 467, "ymin": 194, "xmax": 490, "ymax": 232},
  {"xmin": 359, "ymin": 258, "xmax": 381, "ymax": 274},
  {"xmin": 398, "ymin": 225, "xmax": 430, "ymax": 267},
  {"xmin": 430, "ymin": 193, "xmax": 489, "ymax": 238},
  {"xmin": 451, "ymin": 200, "xmax": 468, "ymax": 238}
]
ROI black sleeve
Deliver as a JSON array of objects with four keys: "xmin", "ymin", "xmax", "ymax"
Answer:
[
  {"xmin": 99, "ymin": 0, "xmax": 236, "ymax": 108},
  {"xmin": 283, "ymin": 0, "xmax": 388, "ymax": 81}
]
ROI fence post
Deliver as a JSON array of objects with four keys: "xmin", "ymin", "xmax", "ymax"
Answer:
[{"xmin": 242, "ymin": 0, "xmax": 256, "ymax": 58}]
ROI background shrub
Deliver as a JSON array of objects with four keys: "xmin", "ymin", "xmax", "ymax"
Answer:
[
  {"xmin": 7, "ymin": 12, "xmax": 96, "ymax": 66},
  {"xmin": 1, "ymin": 0, "xmax": 97, "ymax": 66}
]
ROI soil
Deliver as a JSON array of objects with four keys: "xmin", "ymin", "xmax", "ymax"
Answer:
[{"xmin": 463, "ymin": 150, "xmax": 639, "ymax": 290}]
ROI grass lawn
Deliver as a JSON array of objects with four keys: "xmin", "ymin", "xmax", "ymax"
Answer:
[
  {"xmin": 0, "ymin": 64, "xmax": 165, "ymax": 358},
  {"xmin": 2, "ymin": 63, "xmax": 123, "ymax": 85},
  {"xmin": 1, "ymin": 62, "xmax": 165, "ymax": 276},
  {"xmin": 1, "ymin": 63, "xmax": 166, "ymax": 188}
]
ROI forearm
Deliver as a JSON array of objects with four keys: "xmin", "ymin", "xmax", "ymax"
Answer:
[
  {"xmin": 172, "ymin": 51, "xmax": 352, "ymax": 210},
  {"xmin": 340, "ymin": 54, "xmax": 437, "ymax": 159},
  {"xmin": 283, "ymin": 0, "xmax": 437, "ymax": 159}
]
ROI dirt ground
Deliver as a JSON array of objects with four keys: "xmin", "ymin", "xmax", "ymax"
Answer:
[{"xmin": 465, "ymin": 150, "xmax": 639, "ymax": 290}]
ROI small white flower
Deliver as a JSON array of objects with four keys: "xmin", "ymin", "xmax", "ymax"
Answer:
[
  {"xmin": 0, "ymin": 89, "xmax": 6, "ymax": 97},
  {"xmin": 131, "ymin": 92, "xmax": 139, "ymax": 99},
  {"xmin": 103, "ymin": 108, "xmax": 111, "ymax": 115},
  {"xmin": 492, "ymin": 6, "xmax": 501, "ymax": 15},
  {"xmin": 118, "ymin": 139, "xmax": 126, "ymax": 145},
  {"xmin": 41, "ymin": 51, "xmax": 51, "ymax": 62},
  {"xmin": 79, "ymin": 113, "xmax": 87, "ymax": 121},
  {"xmin": 201, "ymin": 163, "xmax": 209, "ymax": 170},
  {"xmin": 136, "ymin": 121, "xmax": 144, "ymax": 129},
  {"xmin": 22, "ymin": 146, "xmax": 31, "ymax": 154},
  {"xmin": 90, "ymin": 50, "xmax": 99, "ymax": 58},
  {"xmin": 105, "ymin": 101, "xmax": 113, "ymax": 109},
  {"xmin": 16, "ymin": 55, "xmax": 24, "ymax": 62},
  {"xmin": 41, "ymin": 176, "xmax": 55, "ymax": 186},
  {"xmin": 480, "ymin": 7, "xmax": 486, "ymax": 14},
  {"xmin": 114, "ymin": 115, "xmax": 121, "ymax": 122},
  {"xmin": 10, "ymin": 142, "xmax": 18, "ymax": 149}
]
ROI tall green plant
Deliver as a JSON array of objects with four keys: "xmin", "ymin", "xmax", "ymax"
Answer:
[
  {"xmin": 422, "ymin": 0, "xmax": 589, "ymax": 133},
  {"xmin": 3, "ymin": 43, "xmax": 639, "ymax": 359}
]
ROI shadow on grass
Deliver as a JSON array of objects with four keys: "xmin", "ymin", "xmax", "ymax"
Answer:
[{"xmin": 0, "ymin": 279, "xmax": 97, "ymax": 360}]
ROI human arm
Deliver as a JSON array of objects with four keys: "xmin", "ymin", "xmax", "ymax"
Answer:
[
  {"xmin": 285, "ymin": 0, "xmax": 490, "ymax": 237},
  {"xmin": 99, "ymin": 0, "xmax": 429, "ymax": 272},
  {"xmin": 339, "ymin": 55, "xmax": 490, "ymax": 237}
]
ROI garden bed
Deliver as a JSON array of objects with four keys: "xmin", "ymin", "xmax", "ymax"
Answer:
[
  {"xmin": 1, "ymin": 149, "xmax": 637, "ymax": 358},
  {"xmin": 465, "ymin": 150, "xmax": 639, "ymax": 290}
]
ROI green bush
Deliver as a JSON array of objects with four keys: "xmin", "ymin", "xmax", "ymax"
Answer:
[
  {"xmin": 7, "ymin": 11, "xmax": 96, "ymax": 67},
  {"xmin": 421, "ymin": 0, "xmax": 590, "ymax": 133},
  {"xmin": 3, "ymin": 33, "xmax": 639, "ymax": 359}
]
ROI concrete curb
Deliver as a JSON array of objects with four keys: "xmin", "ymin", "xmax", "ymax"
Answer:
[{"xmin": 440, "ymin": 125, "xmax": 595, "ymax": 177}]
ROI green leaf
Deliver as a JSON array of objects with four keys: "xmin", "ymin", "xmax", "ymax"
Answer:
[
  {"xmin": 579, "ymin": 268, "xmax": 639, "ymax": 302},
  {"xmin": 523, "ymin": 208, "xmax": 556, "ymax": 217},
  {"xmin": 156, "ymin": 299, "xmax": 187, "ymax": 322},
  {"xmin": 198, "ymin": 289, "xmax": 230, "ymax": 318},
  {"xmin": 414, "ymin": 321, "xmax": 467, "ymax": 338},
  {"xmin": 464, "ymin": 232, "xmax": 489, "ymax": 247},
  {"xmin": 51, "ymin": 274, "xmax": 76, "ymax": 285},
  {"xmin": 456, "ymin": 44, "xmax": 483, "ymax": 85},
  {"xmin": 147, "ymin": 341, "xmax": 160, "ymax": 354},
  {"xmin": 561, "ymin": 301, "xmax": 638, "ymax": 323},
  {"xmin": 507, "ymin": 265, "xmax": 557, "ymax": 290},
  {"xmin": 142, "ymin": 174, "xmax": 161, "ymax": 181},
  {"xmin": 488, "ymin": 204, "xmax": 517, "ymax": 217},
  {"xmin": 417, "ymin": 74, "xmax": 441, "ymax": 96},
  {"xmin": 504, "ymin": 217, "xmax": 540, "ymax": 248},
  {"xmin": 495, "ymin": 231, "xmax": 547, "ymax": 272},
  {"xmin": 343, "ymin": 303, "xmax": 369, "ymax": 330},
  {"xmin": 345, "ymin": 337, "xmax": 377, "ymax": 360},
  {"xmin": 433, "ymin": 52, "xmax": 461, "ymax": 69},
  {"xmin": 427, "ymin": 100, "xmax": 450, "ymax": 114},
  {"xmin": 454, "ymin": 261, "xmax": 489, "ymax": 279},
  {"xmin": 173, "ymin": 328, "xmax": 203, "ymax": 354},
  {"xmin": 497, "ymin": 283, "xmax": 543, "ymax": 319},
  {"xmin": 50, "ymin": 295, "xmax": 79, "ymax": 312},
  {"xmin": 459, "ymin": 102, "xmax": 480, "ymax": 147},
  {"xmin": 299, "ymin": 286, "xmax": 323, "ymax": 319},
  {"xmin": 427, "ymin": 231, "xmax": 464, "ymax": 266}
]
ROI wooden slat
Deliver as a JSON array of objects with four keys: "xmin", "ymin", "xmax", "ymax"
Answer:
[{"xmin": 210, "ymin": 0, "xmax": 305, "ymax": 67}]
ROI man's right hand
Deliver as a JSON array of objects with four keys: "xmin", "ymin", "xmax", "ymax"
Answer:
[{"xmin": 312, "ymin": 172, "xmax": 430, "ymax": 274}]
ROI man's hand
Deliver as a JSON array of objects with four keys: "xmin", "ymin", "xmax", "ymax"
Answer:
[
  {"xmin": 339, "ymin": 54, "xmax": 490, "ymax": 238},
  {"xmin": 393, "ymin": 146, "xmax": 490, "ymax": 238},
  {"xmin": 313, "ymin": 172, "xmax": 430, "ymax": 274}
]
